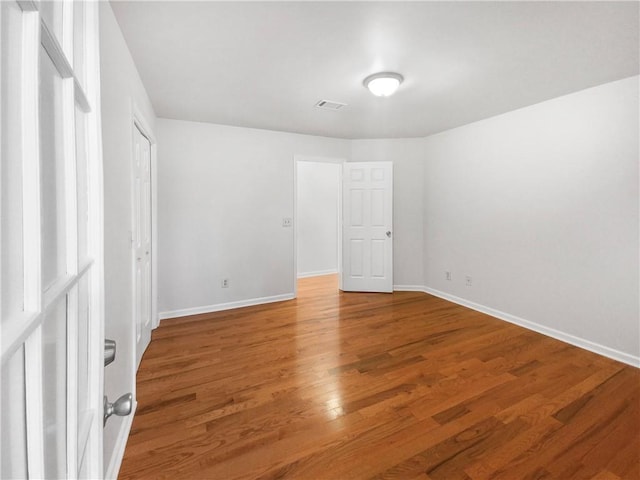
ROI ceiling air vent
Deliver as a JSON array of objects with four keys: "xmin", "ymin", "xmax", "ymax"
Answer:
[{"xmin": 315, "ymin": 99, "xmax": 347, "ymax": 111}]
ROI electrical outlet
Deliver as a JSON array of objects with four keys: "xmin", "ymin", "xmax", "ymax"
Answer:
[
  {"xmin": 445, "ymin": 271, "xmax": 452, "ymax": 281},
  {"xmin": 221, "ymin": 278, "xmax": 229, "ymax": 288},
  {"xmin": 282, "ymin": 218, "xmax": 293, "ymax": 227},
  {"xmin": 466, "ymin": 275, "xmax": 472, "ymax": 286}
]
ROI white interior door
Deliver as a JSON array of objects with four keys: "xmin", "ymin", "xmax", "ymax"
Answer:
[
  {"xmin": 1, "ymin": 1, "xmax": 104, "ymax": 478},
  {"xmin": 342, "ymin": 162, "xmax": 393, "ymax": 292},
  {"xmin": 133, "ymin": 125, "xmax": 152, "ymax": 367}
]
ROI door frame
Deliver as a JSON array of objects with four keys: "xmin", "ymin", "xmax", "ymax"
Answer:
[{"xmin": 293, "ymin": 155, "xmax": 344, "ymax": 298}]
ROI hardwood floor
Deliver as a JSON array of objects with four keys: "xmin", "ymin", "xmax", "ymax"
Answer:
[{"xmin": 119, "ymin": 275, "xmax": 640, "ymax": 479}]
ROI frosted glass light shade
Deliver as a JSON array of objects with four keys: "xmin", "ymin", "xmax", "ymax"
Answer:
[{"xmin": 364, "ymin": 72, "xmax": 403, "ymax": 97}]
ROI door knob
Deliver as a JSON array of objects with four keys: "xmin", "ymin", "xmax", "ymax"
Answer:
[
  {"xmin": 104, "ymin": 393, "xmax": 133, "ymax": 425},
  {"xmin": 386, "ymin": 231, "xmax": 392, "ymax": 238}
]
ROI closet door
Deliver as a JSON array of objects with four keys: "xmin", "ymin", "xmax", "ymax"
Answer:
[{"xmin": 132, "ymin": 124, "xmax": 152, "ymax": 367}]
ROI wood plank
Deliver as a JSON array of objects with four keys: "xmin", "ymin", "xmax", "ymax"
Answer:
[{"xmin": 119, "ymin": 274, "xmax": 640, "ymax": 479}]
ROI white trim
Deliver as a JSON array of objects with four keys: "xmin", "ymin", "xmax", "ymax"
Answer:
[
  {"xmin": 16, "ymin": 0, "xmax": 37, "ymax": 12},
  {"xmin": 2, "ymin": 311, "xmax": 40, "ymax": 364},
  {"xmin": 150, "ymin": 141, "xmax": 158, "ymax": 329},
  {"xmin": 76, "ymin": 411, "xmax": 93, "ymax": 475},
  {"xmin": 39, "ymin": 10, "xmax": 91, "ymax": 113},
  {"xmin": 104, "ymin": 400, "xmax": 137, "ymax": 480},
  {"xmin": 132, "ymin": 102, "xmax": 156, "ymax": 144},
  {"xmin": 40, "ymin": 20, "xmax": 73, "ymax": 79},
  {"xmin": 297, "ymin": 269, "xmax": 338, "ymax": 279},
  {"xmin": 393, "ymin": 284, "xmax": 640, "ymax": 368},
  {"xmin": 83, "ymin": 2, "xmax": 105, "ymax": 476},
  {"xmin": 73, "ymin": 77, "xmax": 91, "ymax": 113},
  {"xmin": 295, "ymin": 155, "xmax": 345, "ymax": 164},
  {"xmin": 159, "ymin": 293, "xmax": 296, "ymax": 321},
  {"xmin": 0, "ymin": 0, "xmax": 3, "ymax": 364},
  {"xmin": 293, "ymin": 158, "xmax": 298, "ymax": 298},
  {"xmin": 63, "ymin": 77, "xmax": 78, "ymax": 280},
  {"xmin": 21, "ymin": 11, "xmax": 44, "ymax": 477},
  {"xmin": 22, "ymin": 8, "xmax": 41, "ymax": 316},
  {"xmin": 392, "ymin": 284, "xmax": 426, "ymax": 292},
  {"xmin": 337, "ymin": 164, "xmax": 343, "ymax": 291},
  {"xmin": 66, "ymin": 285, "xmax": 79, "ymax": 477},
  {"xmin": 0, "ymin": 0, "xmax": 3, "ymax": 353},
  {"xmin": 42, "ymin": 261, "xmax": 93, "ymax": 311},
  {"xmin": 61, "ymin": 0, "xmax": 73, "ymax": 65},
  {"xmin": 24, "ymin": 327, "xmax": 45, "ymax": 478}
]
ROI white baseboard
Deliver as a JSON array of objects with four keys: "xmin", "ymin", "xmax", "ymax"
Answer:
[
  {"xmin": 297, "ymin": 269, "xmax": 338, "ymax": 279},
  {"xmin": 394, "ymin": 284, "xmax": 640, "ymax": 368},
  {"xmin": 104, "ymin": 400, "xmax": 137, "ymax": 480},
  {"xmin": 393, "ymin": 284, "xmax": 427, "ymax": 292},
  {"xmin": 159, "ymin": 293, "xmax": 295, "ymax": 321}
]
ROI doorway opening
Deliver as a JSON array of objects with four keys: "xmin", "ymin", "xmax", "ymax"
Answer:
[{"xmin": 294, "ymin": 157, "xmax": 343, "ymax": 295}]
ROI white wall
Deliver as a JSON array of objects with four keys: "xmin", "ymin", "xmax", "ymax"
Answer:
[
  {"xmin": 296, "ymin": 161, "xmax": 340, "ymax": 277},
  {"xmin": 421, "ymin": 76, "xmax": 639, "ymax": 363},
  {"xmin": 99, "ymin": 2, "xmax": 157, "ymax": 474},
  {"xmin": 157, "ymin": 119, "xmax": 350, "ymax": 318},
  {"xmin": 348, "ymin": 77, "xmax": 639, "ymax": 365},
  {"xmin": 350, "ymin": 139, "xmax": 425, "ymax": 287}
]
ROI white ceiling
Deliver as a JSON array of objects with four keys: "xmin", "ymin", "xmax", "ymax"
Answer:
[{"xmin": 110, "ymin": 1, "xmax": 639, "ymax": 139}]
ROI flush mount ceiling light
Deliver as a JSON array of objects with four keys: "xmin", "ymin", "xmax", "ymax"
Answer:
[{"xmin": 363, "ymin": 72, "xmax": 404, "ymax": 97}]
